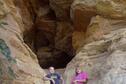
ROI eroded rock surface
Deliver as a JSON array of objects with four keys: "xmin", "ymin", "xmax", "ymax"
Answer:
[
  {"xmin": 65, "ymin": 0, "xmax": 126, "ymax": 84},
  {"xmin": 1, "ymin": 0, "xmax": 126, "ymax": 84},
  {"xmin": 0, "ymin": 0, "xmax": 49, "ymax": 83}
]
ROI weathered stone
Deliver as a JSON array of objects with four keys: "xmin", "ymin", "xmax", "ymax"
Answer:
[
  {"xmin": 71, "ymin": 0, "xmax": 96, "ymax": 50},
  {"xmin": 0, "ymin": 0, "xmax": 49, "ymax": 83},
  {"xmin": 1, "ymin": 0, "xmax": 126, "ymax": 84},
  {"xmin": 65, "ymin": 15, "xmax": 126, "ymax": 84},
  {"xmin": 49, "ymin": 0, "xmax": 73, "ymax": 20},
  {"xmin": 72, "ymin": 0, "xmax": 126, "ymax": 19},
  {"xmin": 71, "ymin": 0, "xmax": 126, "ymax": 50},
  {"xmin": 55, "ymin": 21, "xmax": 74, "ymax": 56}
]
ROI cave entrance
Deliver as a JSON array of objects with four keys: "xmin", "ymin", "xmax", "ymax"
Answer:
[
  {"xmin": 23, "ymin": 10, "xmax": 95, "ymax": 69},
  {"xmin": 13, "ymin": 0, "xmax": 97, "ymax": 71},
  {"xmin": 23, "ymin": 9, "xmax": 75, "ymax": 69},
  {"xmin": 24, "ymin": 27, "xmax": 75, "ymax": 69}
]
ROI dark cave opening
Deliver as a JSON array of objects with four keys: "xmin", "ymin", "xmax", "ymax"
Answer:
[
  {"xmin": 23, "ymin": 8, "xmax": 75, "ymax": 69},
  {"xmin": 24, "ymin": 27, "xmax": 75, "ymax": 69},
  {"xmin": 21, "ymin": 0, "xmax": 77, "ymax": 69}
]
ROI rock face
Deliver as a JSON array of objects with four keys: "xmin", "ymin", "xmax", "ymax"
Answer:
[
  {"xmin": 49, "ymin": 0, "xmax": 73, "ymax": 20},
  {"xmin": 65, "ymin": 0, "xmax": 126, "ymax": 84},
  {"xmin": 1, "ymin": 0, "xmax": 126, "ymax": 84},
  {"xmin": 71, "ymin": 0, "xmax": 126, "ymax": 50},
  {"xmin": 0, "ymin": 0, "xmax": 49, "ymax": 83}
]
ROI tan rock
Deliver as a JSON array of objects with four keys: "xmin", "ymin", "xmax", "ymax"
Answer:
[
  {"xmin": 71, "ymin": 0, "xmax": 126, "ymax": 50},
  {"xmin": 65, "ymin": 15, "xmax": 126, "ymax": 84},
  {"xmin": 0, "ymin": 0, "xmax": 49, "ymax": 83},
  {"xmin": 72, "ymin": 0, "xmax": 126, "ymax": 19}
]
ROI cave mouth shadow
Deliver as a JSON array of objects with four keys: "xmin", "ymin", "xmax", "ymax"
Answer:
[
  {"xmin": 23, "ymin": 27, "xmax": 75, "ymax": 69},
  {"xmin": 41, "ymin": 51, "xmax": 75, "ymax": 69}
]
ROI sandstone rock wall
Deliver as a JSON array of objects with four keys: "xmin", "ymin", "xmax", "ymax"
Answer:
[
  {"xmin": 0, "ymin": 0, "xmax": 49, "ymax": 83},
  {"xmin": 1, "ymin": 0, "xmax": 126, "ymax": 84},
  {"xmin": 65, "ymin": 0, "xmax": 126, "ymax": 84}
]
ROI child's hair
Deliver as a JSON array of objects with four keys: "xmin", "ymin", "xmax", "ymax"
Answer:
[{"xmin": 75, "ymin": 64, "xmax": 81, "ymax": 69}]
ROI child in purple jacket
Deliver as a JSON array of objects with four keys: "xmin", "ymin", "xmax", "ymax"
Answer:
[{"xmin": 71, "ymin": 67, "xmax": 88, "ymax": 84}]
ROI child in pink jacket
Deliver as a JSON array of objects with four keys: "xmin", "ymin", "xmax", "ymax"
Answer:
[{"xmin": 71, "ymin": 67, "xmax": 88, "ymax": 84}]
